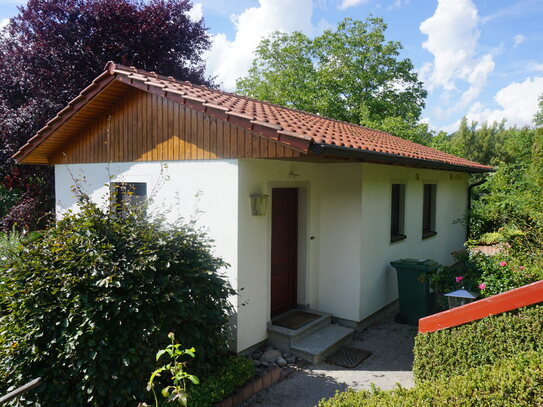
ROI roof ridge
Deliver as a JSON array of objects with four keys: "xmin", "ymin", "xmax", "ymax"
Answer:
[{"xmin": 112, "ymin": 62, "xmax": 393, "ymax": 138}]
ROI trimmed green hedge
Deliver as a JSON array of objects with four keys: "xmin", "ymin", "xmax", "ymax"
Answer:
[
  {"xmin": 413, "ymin": 305, "xmax": 543, "ymax": 382},
  {"xmin": 318, "ymin": 351, "xmax": 543, "ymax": 407},
  {"xmin": 188, "ymin": 356, "xmax": 255, "ymax": 407}
]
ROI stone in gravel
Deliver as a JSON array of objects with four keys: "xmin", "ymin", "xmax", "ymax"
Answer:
[
  {"xmin": 280, "ymin": 368, "xmax": 289, "ymax": 379},
  {"xmin": 276, "ymin": 357, "xmax": 287, "ymax": 367},
  {"xmin": 261, "ymin": 349, "xmax": 282, "ymax": 363},
  {"xmin": 286, "ymin": 355, "xmax": 296, "ymax": 364},
  {"xmin": 283, "ymin": 352, "xmax": 292, "ymax": 358},
  {"xmin": 260, "ymin": 361, "xmax": 269, "ymax": 367},
  {"xmin": 251, "ymin": 351, "xmax": 263, "ymax": 360},
  {"xmin": 252, "ymin": 359, "xmax": 261, "ymax": 366}
]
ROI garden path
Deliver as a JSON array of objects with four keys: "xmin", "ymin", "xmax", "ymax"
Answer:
[{"xmin": 240, "ymin": 317, "xmax": 417, "ymax": 407}]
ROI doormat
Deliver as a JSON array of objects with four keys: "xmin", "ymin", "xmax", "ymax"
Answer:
[
  {"xmin": 272, "ymin": 310, "xmax": 321, "ymax": 330},
  {"xmin": 325, "ymin": 345, "xmax": 372, "ymax": 369}
]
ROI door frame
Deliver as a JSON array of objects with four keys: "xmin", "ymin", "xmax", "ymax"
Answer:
[
  {"xmin": 267, "ymin": 182, "xmax": 310, "ymax": 319},
  {"xmin": 270, "ymin": 187, "xmax": 298, "ymax": 317}
]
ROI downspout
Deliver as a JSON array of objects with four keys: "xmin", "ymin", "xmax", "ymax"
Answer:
[{"xmin": 466, "ymin": 178, "xmax": 488, "ymax": 240}]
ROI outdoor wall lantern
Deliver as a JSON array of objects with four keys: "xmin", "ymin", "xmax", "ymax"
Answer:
[
  {"xmin": 444, "ymin": 289, "xmax": 479, "ymax": 309},
  {"xmin": 250, "ymin": 194, "xmax": 268, "ymax": 216}
]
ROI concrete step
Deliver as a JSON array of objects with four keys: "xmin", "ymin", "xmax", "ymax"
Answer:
[
  {"xmin": 267, "ymin": 310, "xmax": 332, "ymax": 352},
  {"xmin": 290, "ymin": 324, "xmax": 354, "ymax": 364}
]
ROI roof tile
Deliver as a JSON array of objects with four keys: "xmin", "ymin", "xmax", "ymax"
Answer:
[
  {"xmin": 14, "ymin": 62, "xmax": 493, "ymax": 172},
  {"xmin": 114, "ymin": 63, "xmax": 490, "ymax": 170}
]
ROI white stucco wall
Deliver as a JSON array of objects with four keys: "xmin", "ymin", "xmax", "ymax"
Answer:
[
  {"xmin": 54, "ymin": 159, "xmax": 469, "ymax": 353},
  {"xmin": 54, "ymin": 160, "xmax": 240, "ymax": 342},
  {"xmin": 359, "ymin": 164, "xmax": 468, "ymax": 321},
  {"xmin": 237, "ymin": 159, "xmax": 363, "ymax": 351},
  {"xmin": 236, "ymin": 160, "xmax": 468, "ymax": 351}
]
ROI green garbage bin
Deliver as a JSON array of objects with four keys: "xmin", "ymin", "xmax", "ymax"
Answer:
[{"xmin": 390, "ymin": 258, "xmax": 439, "ymax": 326}]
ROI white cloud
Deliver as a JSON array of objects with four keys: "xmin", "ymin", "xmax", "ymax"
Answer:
[
  {"xmin": 187, "ymin": 2, "xmax": 203, "ymax": 22},
  {"xmin": 528, "ymin": 62, "xmax": 543, "ymax": 72},
  {"xmin": 204, "ymin": 0, "xmax": 314, "ymax": 90},
  {"xmin": 513, "ymin": 34, "xmax": 526, "ymax": 47},
  {"xmin": 317, "ymin": 18, "xmax": 333, "ymax": 33},
  {"xmin": 419, "ymin": 0, "xmax": 495, "ymax": 110},
  {"xmin": 480, "ymin": 0, "xmax": 538, "ymax": 24},
  {"xmin": 388, "ymin": 0, "xmax": 409, "ymax": 10},
  {"xmin": 338, "ymin": 0, "xmax": 370, "ymax": 10},
  {"xmin": 465, "ymin": 77, "xmax": 543, "ymax": 126}
]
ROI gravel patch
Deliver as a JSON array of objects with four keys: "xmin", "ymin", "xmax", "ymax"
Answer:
[{"xmin": 241, "ymin": 317, "xmax": 417, "ymax": 407}]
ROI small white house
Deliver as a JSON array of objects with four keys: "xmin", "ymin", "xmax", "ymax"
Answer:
[{"xmin": 14, "ymin": 62, "xmax": 492, "ymax": 356}]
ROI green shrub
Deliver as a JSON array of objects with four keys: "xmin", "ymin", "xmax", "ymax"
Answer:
[
  {"xmin": 318, "ymin": 351, "xmax": 543, "ymax": 407},
  {"xmin": 430, "ymin": 250, "xmax": 542, "ymax": 301},
  {"xmin": 0, "ymin": 196, "xmax": 234, "ymax": 406},
  {"xmin": 0, "ymin": 230, "xmax": 41, "ymax": 262},
  {"xmin": 0, "ymin": 231, "xmax": 41, "ymax": 321},
  {"xmin": 413, "ymin": 305, "xmax": 543, "ymax": 382},
  {"xmin": 469, "ymin": 131, "xmax": 543, "ymax": 268},
  {"xmin": 477, "ymin": 257, "xmax": 542, "ymax": 297},
  {"xmin": 0, "ymin": 231, "xmax": 21, "ymax": 260},
  {"xmin": 188, "ymin": 356, "xmax": 255, "ymax": 407}
]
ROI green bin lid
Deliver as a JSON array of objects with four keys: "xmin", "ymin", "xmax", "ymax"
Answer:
[{"xmin": 390, "ymin": 258, "xmax": 440, "ymax": 271}]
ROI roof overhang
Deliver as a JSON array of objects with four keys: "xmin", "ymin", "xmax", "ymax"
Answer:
[
  {"xmin": 13, "ymin": 63, "xmax": 312, "ymax": 164},
  {"xmin": 13, "ymin": 61, "xmax": 494, "ymax": 174},
  {"xmin": 311, "ymin": 144, "xmax": 495, "ymax": 173}
]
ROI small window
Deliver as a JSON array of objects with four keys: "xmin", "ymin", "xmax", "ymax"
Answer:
[
  {"xmin": 391, "ymin": 184, "xmax": 406, "ymax": 242},
  {"xmin": 422, "ymin": 184, "xmax": 437, "ymax": 238},
  {"xmin": 110, "ymin": 182, "xmax": 147, "ymax": 216}
]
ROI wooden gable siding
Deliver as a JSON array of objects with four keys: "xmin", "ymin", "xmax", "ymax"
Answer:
[{"xmin": 49, "ymin": 88, "xmax": 301, "ymax": 164}]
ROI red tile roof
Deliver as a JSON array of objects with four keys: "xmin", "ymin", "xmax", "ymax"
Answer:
[{"xmin": 14, "ymin": 62, "xmax": 493, "ymax": 172}]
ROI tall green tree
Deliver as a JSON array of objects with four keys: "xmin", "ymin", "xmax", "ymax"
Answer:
[
  {"xmin": 432, "ymin": 117, "xmax": 534, "ymax": 166},
  {"xmin": 535, "ymin": 94, "xmax": 543, "ymax": 127},
  {"xmin": 236, "ymin": 17, "xmax": 428, "ymax": 141},
  {"xmin": 0, "ymin": 0, "xmax": 212, "ymax": 231}
]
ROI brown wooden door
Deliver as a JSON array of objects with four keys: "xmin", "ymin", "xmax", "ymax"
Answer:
[{"xmin": 271, "ymin": 188, "xmax": 298, "ymax": 317}]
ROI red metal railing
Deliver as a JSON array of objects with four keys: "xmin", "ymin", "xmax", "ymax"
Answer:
[{"xmin": 419, "ymin": 279, "xmax": 543, "ymax": 333}]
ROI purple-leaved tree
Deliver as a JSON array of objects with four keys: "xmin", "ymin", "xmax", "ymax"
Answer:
[{"xmin": 0, "ymin": 0, "xmax": 212, "ymax": 230}]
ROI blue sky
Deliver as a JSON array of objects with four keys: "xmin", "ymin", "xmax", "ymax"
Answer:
[{"xmin": 2, "ymin": 0, "xmax": 543, "ymax": 132}]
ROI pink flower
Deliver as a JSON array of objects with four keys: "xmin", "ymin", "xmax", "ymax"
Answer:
[
  {"xmin": 499, "ymin": 261, "xmax": 507, "ymax": 267},
  {"xmin": 519, "ymin": 266, "xmax": 525, "ymax": 270},
  {"xmin": 479, "ymin": 283, "xmax": 487, "ymax": 290},
  {"xmin": 455, "ymin": 276, "xmax": 464, "ymax": 283}
]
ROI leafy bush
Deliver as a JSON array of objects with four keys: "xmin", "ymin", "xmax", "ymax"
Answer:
[
  {"xmin": 430, "ymin": 250, "xmax": 542, "ymax": 301},
  {"xmin": 189, "ymin": 356, "xmax": 255, "ymax": 407},
  {"xmin": 0, "ymin": 196, "xmax": 234, "ymax": 406},
  {"xmin": 469, "ymin": 129, "xmax": 543, "ymax": 268},
  {"xmin": 0, "ymin": 231, "xmax": 23, "ymax": 261},
  {"xmin": 413, "ymin": 305, "xmax": 543, "ymax": 382},
  {"xmin": 318, "ymin": 350, "xmax": 543, "ymax": 407},
  {"xmin": 476, "ymin": 257, "xmax": 542, "ymax": 297},
  {"xmin": 0, "ymin": 230, "xmax": 42, "ymax": 256}
]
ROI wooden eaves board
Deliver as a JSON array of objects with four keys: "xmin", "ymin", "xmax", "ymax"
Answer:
[{"xmin": 22, "ymin": 80, "xmax": 302, "ymax": 165}]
